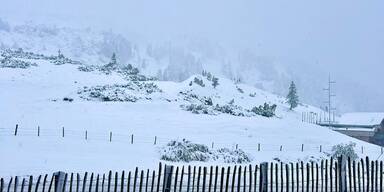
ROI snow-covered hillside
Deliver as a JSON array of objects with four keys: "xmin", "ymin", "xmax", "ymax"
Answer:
[
  {"xmin": 0, "ymin": 49, "xmax": 382, "ymax": 177},
  {"xmin": 2, "ymin": 19, "xmax": 384, "ymax": 113}
]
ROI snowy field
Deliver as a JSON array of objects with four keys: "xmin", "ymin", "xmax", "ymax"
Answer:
[{"xmin": 0, "ymin": 57, "xmax": 383, "ymax": 177}]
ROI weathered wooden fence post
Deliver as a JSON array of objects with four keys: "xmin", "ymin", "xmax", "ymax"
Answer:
[
  {"xmin": 338, "ymin": 156, "xmax": 347, "ymax": 192},
  {"xmin": 14, "ymin": 124, "xmax": 18, "ymax": 136},
  {"xmin": 54, "ymin": 171, "xmax": 66, "ymax": 192},
  {"xmin": 28, "ymin": 176, "xmax": 32, "ymax": 192},
  {"xmin": 14, "ymin": 176, "xmax": 18, "ymax": 192},
  {"xmin": 0, "ymin": 178, "xmax": 3, "ymax": 192},
  {"xmin": 259, "ymin": 162, "xmax": 268, "ymax": 192},
  {"xmin": 163, "ymin": 165, "xmax": 174, "ymax": 192}
]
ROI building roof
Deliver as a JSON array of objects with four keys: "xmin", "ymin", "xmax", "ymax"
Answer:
[{"xmin": 339, "ymin": 112, "xmax": 384, "ymax": 125}]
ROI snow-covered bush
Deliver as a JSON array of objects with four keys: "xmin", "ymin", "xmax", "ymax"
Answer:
[
  {"xmin": 83, "ymin": 57, "xmax": 156, "ymax": 81},
  {"xmin": 180, "ymin": 92, "xmax": 253, "ymax": 116},
  {"xmin": 236, "ymin": 86, "xmax": 244, "ymax": 93},
  {"xmin": 202, "ymin": 71, "xmax": 219, "ymax": 88},
  {"xmin": 213, "ymin": 148, "xmax": 251, "ymax": 163},
  {"xmin": 125, "ymin": 74, "xmax": 156, "ymax": 81},
  {"xmin": 1, "ymin": 48, "xmax": 80, "ymax": 65},
  {"xmin": 100, "ymin": 63, "xmax": 119, "ymax": 74},
  {"xmin": 204, "ymin": 97, "xmax": 213, "ymax": 106},
  {"xmin": 160, "ymin": 139, "xmax": 212, "ymax": 162},
  {"xmin": 251, "ymin": 103, "xmax": 277, "ymax": 117},
  {"xmin": 330, "ymin": 142, "xmax": 358, "ymax": 160},
  {"xmin": 78, "ymin": 65, "xmax": 97, "ymax": 72},
  {"xmin": 181, "ymin": 104, "xmax": 215, "ymax": 114},
  {"xmin": 193, "ymin": 77, "xmax": 205, "ymax": 87},
  {"xmin": 50, "ymin": 56, "xmax": 80, "ymax": 65},
  {"xmin": 0, "ymin": 57, "xmax": 37, "ymax": 68},
  {"xmin": 214, "ymin": 104, "xmax": 247, "ymax": 116},
  {"xmin": 1, "ymin": 48, "xmax": 46, "ymax": 60},
  {"xmin": 181, "ymin": 103, "xmax": 251, "ymax": 117},
  {"xmin": 160, "ymin": 139, "xmax": 251, "ymax": 163},
  {"xmin": 78, "ymin": 82, "xmax": 161, "ymax": 102}
]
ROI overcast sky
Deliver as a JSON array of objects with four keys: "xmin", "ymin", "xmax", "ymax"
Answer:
[{"xmin": 1, "ymin": 0, "xmax": 383, "ymax": 111}]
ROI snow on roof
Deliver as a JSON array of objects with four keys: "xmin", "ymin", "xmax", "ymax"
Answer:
[{"xmin": 339, "ymin": 112, "xmax": 384, "ymax": 125}]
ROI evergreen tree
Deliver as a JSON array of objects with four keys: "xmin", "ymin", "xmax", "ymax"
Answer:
[
  {"xmin": 286, "ymin": 81, "xmax": 299, "ymax": 110},
  {"xmin": 127, "ymin": 64, "xmax": 133, "ymax": 70},
  {"xmin": 207, "ymin": 72, "xmax": 212, "ymax": 81},
  {"xmin": 110, "ymin": 53, "xmax": 117, "ymax": 65},
  {"xmin": 58, "ymin": 49, "xmax": 64, "ymax": 59},
  {"xmin": 212, "ymin": 76, "xmax": 219, "ymax": 88}
]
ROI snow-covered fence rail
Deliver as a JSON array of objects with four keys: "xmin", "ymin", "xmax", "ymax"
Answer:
[
  {"xmin": 1, "ymin": 156, "xmax": 384, "ymax": 192},
  {"xmin": 1, "ymin": 124, "xmax": 383, "ymax": 155}
]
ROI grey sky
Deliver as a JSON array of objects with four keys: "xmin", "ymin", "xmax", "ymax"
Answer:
[{"xmin": 1, "ymin": 0, "xmax": 383, "ymax": 111}]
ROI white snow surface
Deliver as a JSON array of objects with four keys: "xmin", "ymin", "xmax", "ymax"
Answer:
[{"xmin": 0, "ymin": 59, "xmax": 383, "ymax": 178}]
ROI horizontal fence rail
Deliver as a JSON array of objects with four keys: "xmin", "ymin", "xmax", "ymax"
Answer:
[
  {"xmin": 1, "ymin": 124, "xmax": 383, "ymax": 154},
  {"xmin": 1, "ymin": 156, "xmax": 384, "ymax": 192}
]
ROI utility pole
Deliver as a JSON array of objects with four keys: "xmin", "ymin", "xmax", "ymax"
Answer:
[{"xmin": 323, "ymin": 74, "xmax": 336, "ymax": 127}]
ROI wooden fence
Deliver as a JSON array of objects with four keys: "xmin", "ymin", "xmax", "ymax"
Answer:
[
  {"xmin": 4, "ymin": 124, "xmax": 383, "ymax": 154},
  {"xmin": 1, "ymin": 156, "xmax": 384, "ymax": 192}
]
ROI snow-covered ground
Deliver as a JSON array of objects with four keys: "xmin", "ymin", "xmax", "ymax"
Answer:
[{"xmin": 0, "ymin": 54, "xmax": 383, "ymax": 178}]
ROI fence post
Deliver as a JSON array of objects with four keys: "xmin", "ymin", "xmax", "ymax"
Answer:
[
  {"xmin": 338, "ymin": 156, "xmax": 347, "ymax": 192},
  {"xmin": 38, "ymin": 126, "xmax": 40, "ymax": 137},
  {"xmin": 131, "ymin": 134, "xmax": 134, "ymax": 144},
  {"xmin": 54, "ymin": 171, "xmax": 66, "ymax": 192},
  {"xmin": 259, "ymin": 162, "xmax": 268, "ymax": 192},
  {"xmin": 163, "ymin": 165, "xmax": 174, "ymax": 192},
  {"xmin": 62, "ymin": 127, "xmax": 65, "ymax": 138},
  {"xmin": 0, "ymin": 178, "xmax": 3, "ymax": 192},
  {"xmin": 14, "ymin": 124, "xmax": 18, "ymax": 136},
  {"xmin": 154, "ymin": 136, "xmax": 157, "ymax": 145},
  {"xmin": 109, "ymin": 132, "xmax": 112, "ymax": 142}
]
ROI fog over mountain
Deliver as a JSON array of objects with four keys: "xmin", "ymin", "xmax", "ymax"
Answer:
[{"xmin": 1, "ymin": 0, "xmax": 383, "ymax": 113}]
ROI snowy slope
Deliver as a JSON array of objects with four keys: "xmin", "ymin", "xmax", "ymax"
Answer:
[
  {"xmin": 0, "ymin": 21, "xmax": 136, "ymax": 66},
  {"xmin": 0, "ymin": 51, "xmax": 383, "ymax": 177},
  {"xmin": 2, "ymin": 19, "xmax": 384, "ymax": 114}
]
